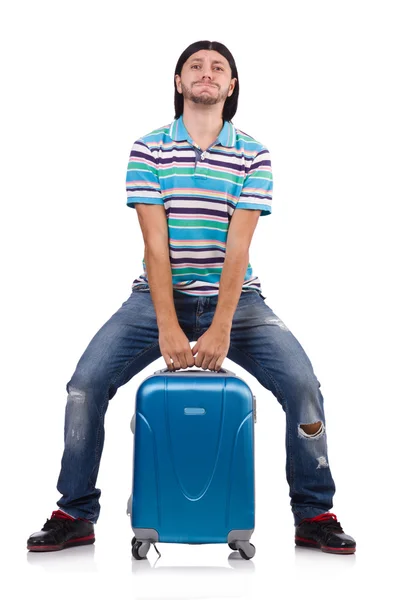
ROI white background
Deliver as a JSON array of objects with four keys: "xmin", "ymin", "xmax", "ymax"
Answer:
[{"xmin": 1, "ymin": 0, "xmax": 396, "ymax": 598}]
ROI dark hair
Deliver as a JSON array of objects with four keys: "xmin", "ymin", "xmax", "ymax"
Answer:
[{"xmin": 174, "ymin": 40, "xmax": 239, "ymax": 122}]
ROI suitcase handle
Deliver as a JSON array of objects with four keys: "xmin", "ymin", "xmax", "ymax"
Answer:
[{"xmin": 154, "ymin": 367, "xmax": 235, "ymax": 375}]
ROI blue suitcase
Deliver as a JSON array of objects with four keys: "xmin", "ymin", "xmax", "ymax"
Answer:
[{"xmin": 127, "ymin": 367, "xmax": 257, "ymax": 560}]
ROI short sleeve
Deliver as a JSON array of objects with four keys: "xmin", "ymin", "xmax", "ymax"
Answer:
[
  {"xmin": 126, "ymin": 140, "xmax": 163, "ymax": 209},
  {"xmin": 236, "ymin": 147, "xmax": 273, "ymax": 216}
]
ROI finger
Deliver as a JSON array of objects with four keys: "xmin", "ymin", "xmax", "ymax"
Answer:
[
  {"xmin": 215, "ymin": 355, "xmax": 226, "ymax": 372},
  {"xmin": 201, "ymin": 354, "xmax": 214, "ymax": 370},
  {"xmin": 194, "ymin": 352, "xmax": 204, "ymax": 368},
  {"xmin": 208, "ymin": 356, "xmax": 218, "ymax": 371},
  {"xmin": 178, "ymin": 352, "xmax": 188, "ymax": 370},
  {"xmin": 191, "ymin": 342, "xmax": 199, "ymax": 355},
  {"xmin": 177, "ymin": 339, "xmax": 195, "ymax": 370},
  {"xmin": 185, "ymin": 350, "xmax": 195, "ymax": 368},
  {"xmin": 164, "ymin": 354, "xmax": 174, "ymax": 371},
  {"xmin": 172, "ymin": 357, "xmax": 182, "ymax": 371}
]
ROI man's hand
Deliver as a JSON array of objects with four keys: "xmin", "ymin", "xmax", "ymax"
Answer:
[
  {"xmin": 191, "ymin": 324, "xmax": 231, "ymax": 371},
  {"xmin": 159, "ymin": 325, "xmax": 195, "ymax": 371}
]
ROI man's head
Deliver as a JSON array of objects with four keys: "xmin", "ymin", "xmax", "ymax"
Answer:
[{"xmin": 174, "ymin": 41, "xmax": 239, "ymax": 121}]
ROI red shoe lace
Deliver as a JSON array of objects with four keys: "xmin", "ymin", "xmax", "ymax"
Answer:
[{"xmin": 302, "ymin": 512, "xmax": 338, "ymax": 524}]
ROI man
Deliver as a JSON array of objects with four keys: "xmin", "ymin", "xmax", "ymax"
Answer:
[{"xmin": 27, "ymin": 40, "xmax": 356, "ymax": 554}]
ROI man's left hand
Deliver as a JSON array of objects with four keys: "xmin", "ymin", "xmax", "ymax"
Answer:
[{"xmin": 191, "ymin": 324, "xmax": 231, "ymax": 371}]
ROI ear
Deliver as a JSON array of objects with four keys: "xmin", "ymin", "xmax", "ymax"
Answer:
[
  {"xmin": 175, "ymin": 74, "xmax": 182, "ymax": 94},
  {"xmin": 228, "ymin": 78, "xmax": 237, "ymax": 97}
]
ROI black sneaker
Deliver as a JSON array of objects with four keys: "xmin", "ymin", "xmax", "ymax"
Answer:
[
  {"xmin": 27, "ymin": 510, "xmax": 95, "ymax": 552},
  {"xmin": 295, "ymin": 512, "xmax": 356, "ymax": 554}
]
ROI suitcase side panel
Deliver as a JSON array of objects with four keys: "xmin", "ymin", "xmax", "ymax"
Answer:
[{"xmin": 131, "ymin": 412, "xmax": 161, "ymax": 531}]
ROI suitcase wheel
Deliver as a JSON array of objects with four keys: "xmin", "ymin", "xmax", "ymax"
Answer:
[
  {"xmin": 229, "ymin": 541, "xmax": 256, "ymax": 560},
  {"xmin": 131, "ymin": 537, "xmax": 150, "ymax": 560},
  {"xmin": 228, "ymin": 542, "xmax": 238, "ymax": 551}
]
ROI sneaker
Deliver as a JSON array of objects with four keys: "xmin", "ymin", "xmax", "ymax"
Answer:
[
  {"xmin": 295, "ymin": 512, "xmax": 356, "ymax": 554},
  {"xmin": 27, "ymin": 510, "xmax": 95, "ymax": 552}
]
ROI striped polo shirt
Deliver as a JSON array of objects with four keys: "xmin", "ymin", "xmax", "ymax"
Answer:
[{"xmin": 126, "ymin": 115, "xmax": 273, "ymax": 296}]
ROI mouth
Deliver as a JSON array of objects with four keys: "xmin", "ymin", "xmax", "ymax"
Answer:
[{"xmin": 195, "ymin": 83, "xmax": 216, "ymax": 87}]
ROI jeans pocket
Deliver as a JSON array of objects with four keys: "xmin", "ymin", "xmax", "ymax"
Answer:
[{"xmin": 245, "ymin": 289, "xmax": 266, "ymax": 301}]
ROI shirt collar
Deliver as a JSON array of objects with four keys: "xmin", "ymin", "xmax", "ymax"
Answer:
[{"xmin": 169, "ymin": 115, "xmax": 236, "ymax": 148}]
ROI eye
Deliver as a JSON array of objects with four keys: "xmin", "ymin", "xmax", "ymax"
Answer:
[{"xmin": 191, "ymin": 64, "xmax": 200, "ymax": 69}]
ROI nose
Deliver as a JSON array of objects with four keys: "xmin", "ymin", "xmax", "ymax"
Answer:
[
  {"xmin": 201, "ymin": 65, "xmax": 213, "ymax": 80},
  {"xmin": 200, "ymin": 75, "xmax": 212, "ymax": 83}
]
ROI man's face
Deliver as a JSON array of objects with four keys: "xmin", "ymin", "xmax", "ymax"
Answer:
[{"xmin": 175, "ymin": 50, "xmax": 237, "ymax": 108}]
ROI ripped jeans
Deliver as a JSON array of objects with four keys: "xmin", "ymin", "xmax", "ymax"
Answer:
[{"xmin": 56, "ymin": 287, "xmax": 336, "ymax": 526}]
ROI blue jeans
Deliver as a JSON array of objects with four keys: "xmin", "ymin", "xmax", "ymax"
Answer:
[{"xmin": 57, "ymin": 287, "xmax": 336, "ymax": 526}]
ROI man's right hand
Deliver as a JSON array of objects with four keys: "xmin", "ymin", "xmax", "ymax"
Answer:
[{"xmin": 159, "ymin": 325, "xmax": 195, "ymax": 371}]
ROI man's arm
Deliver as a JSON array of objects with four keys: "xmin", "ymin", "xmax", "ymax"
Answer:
[
  {"xmin": 127, "ymin": 140, "xmax": 194, "ymax": 370},
  {"xmin": 135, "ymin": 204, "xmax": 177, "ymax": 328},
  {"xmin": 192, "ymin": 209, "xmax": 261, "ymax": 371},
  {"xmin": 212, "ymin": 209, "xmax": 261, "ymax": 329},
  {"xmin": 135, "ymin": 203, "xmax": 178, "ymax": 328},
  {"xmin": 192, "ymin": 143, "xmax": 272, "ymax": 371},
  {"xmin": 212, "ymin": 142, "xmax": 272, "ymax": 329},
  {"xmin": 135, "ymin": 204, "xmax": 195, "ymax": 370}
]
